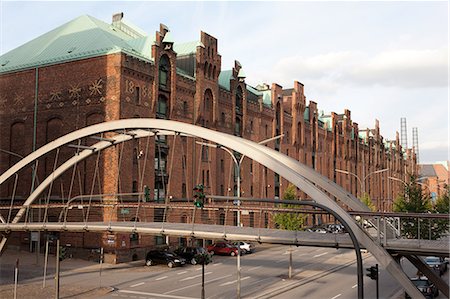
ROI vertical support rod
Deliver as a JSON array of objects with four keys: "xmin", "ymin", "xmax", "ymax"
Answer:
[
  {"xmin": 99, "ymin": 247, "xmax": 104, "ymax": 287},
  {"xmin": 55, "ymin": 239, "xmax": 60, "ymax": 299},
  {"xmin": 237, "ymin": 245, "xmax": 241, "ymax": 299},
  {"xmin": 201, "ymin": 259, "xmax": 205, "ymax": 299},
  {"xmin": 383, "ymin": 216, "xmax": 387, "ymax": 247},
  {"xmin": 375, "ymin": 264, "xmax": 379, "ymax": 299},
  {"xmin": 14, "ymin": 258, "xmax": 19, "ymax": 299},
  {"xmin": 289, "ymin": 246, "xmax": 293, "ymax": 278},
  {"xmin": 43, "ymin": 237, "xmax": 49, "ymax": 288}
]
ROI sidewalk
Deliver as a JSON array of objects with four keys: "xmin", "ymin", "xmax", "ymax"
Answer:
[{"xmin": 0, "ymin": 248, "xmax": 141, "ymax": 299}]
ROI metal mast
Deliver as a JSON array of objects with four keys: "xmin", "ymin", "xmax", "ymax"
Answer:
[
  {"xmin": 400, "ymin": 117, "xmax": 408, "ymax": 150},
  {"xmin": 412, "ymin": 127, "xmax": 419, "ymax": 163}
]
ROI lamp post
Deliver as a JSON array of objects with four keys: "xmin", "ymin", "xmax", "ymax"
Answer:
[
  {"xmin": 196, "ymin": 134, "xmax": 283, "ymax": 299},
  {"xmin": 335, "ymin": 168, "xmax": 389, "ymax": 197}
]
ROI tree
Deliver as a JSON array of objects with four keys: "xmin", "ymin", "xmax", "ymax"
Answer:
[
  {"xmin": 273, "ymin": 184, "xmax": 306, "ymax": 230},
  {"xmin": 431, "ymin": 185, "xmax": 450, "ymax": 239},
  {"xmin": 360, "ymin": 193, "xmax": 376, "ymax": 212},
  {"xmin": 393, "ymin": 175, "xmax": 437, "ymax": 239}
]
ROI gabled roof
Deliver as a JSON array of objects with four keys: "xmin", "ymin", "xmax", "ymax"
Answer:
[{"xmin": 0, "ymin": 15, "xmax": 154, "ymax": 74}]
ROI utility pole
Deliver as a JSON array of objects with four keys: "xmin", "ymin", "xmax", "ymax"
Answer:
[{"xmin": 55, "ymin": 239, "xmax": 60, "ymax": 299}]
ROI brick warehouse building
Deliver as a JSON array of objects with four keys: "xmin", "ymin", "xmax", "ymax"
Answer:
[{"xmin": 0, "ymin": 13, "xmax": 416, "ymax": 262}]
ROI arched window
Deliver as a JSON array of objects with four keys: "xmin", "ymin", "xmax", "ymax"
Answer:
[
  {"xmin": 159, "ymin": 55, "xmax": 170, "ymax": 88},
  {"xmin": 213, "ymin": 66, "xmax": 216, "ymax": 79},
  {"xmin": 204, "ymin": 62, "xmax": 208, "ymax": 77},
  {"xmin": 204, "ymin": 89, "xmax": 213, "ymax": 124},
  {"xmin": 208, "ymin": 64, "xmax": 212, "ymax": 79}
]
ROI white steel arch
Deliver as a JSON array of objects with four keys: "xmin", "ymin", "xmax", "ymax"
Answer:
[{"xmin": 0, "ymin": 119, "xmax": 423, "ymax": 298}]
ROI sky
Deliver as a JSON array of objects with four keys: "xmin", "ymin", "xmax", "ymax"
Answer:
[{"xmin": 1, "ymin": 1, "xmax": 448, "ymax": 164}]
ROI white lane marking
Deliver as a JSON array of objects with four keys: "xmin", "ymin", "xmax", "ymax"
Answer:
[
  {"xmin": 352, "ymin": 284, "xmax": 357, "ymax": 289},
  {"xmin": 129, "ymin": 282, "xmax": 145, "ymax": 288},
  {"xmin": 195, "ymin": 267, "xmax": 202, "ymax": 271},
  {"xmin": 213, "ymin": 262, "xmax": 222, "ymax": 266},
  {"xmin": 248, "ymin": 266, "xmax": 262, "ymax": 271},
  {"xmin": 180, "ymin": 272, "xmax": 212, "ymax": 281},
  {"xmin": 120, "ymin": 290, "xmax": 198, "ymax": 299},
  {"xmin": 314, "ymin": 252, "xmax": 328, "ymax": 258},
  {"xmin": 331, "ymin": 294, "xmax": 342, "ymax": 299},
  {"xmin": 156, "ymin": 276, "xmax": 168, "ymax": 281},
  {"xmin": 177, "ymin": 271, "xmax": 187, "ymax": 275},
  {"xmin": 219, "ymin": 276, "xmax": 251, "ymax": 286},
  {"xmin": 165, "ymin": 274, "xmax": 232, "ymax": 294}
]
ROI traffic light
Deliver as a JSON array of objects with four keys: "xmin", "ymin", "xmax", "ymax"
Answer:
[
  {"xmin": 193, "ymin": 184, "xmax": 205, "ymax": 208},
  {"xmin": 366, "ymin": 264, "xmax": 378, "ymax": 280},
  {"xmin": 59, "ymin": 246, "xmax": 66, "ymax": 261},
  {"xmin": 144, "ymin": 185, "xmax": 150, "ymax": 202}
]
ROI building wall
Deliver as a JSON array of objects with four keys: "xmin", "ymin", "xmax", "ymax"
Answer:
[{"xmin": 0, "ymin": 22, "xmax": 417, "ymax": 262}]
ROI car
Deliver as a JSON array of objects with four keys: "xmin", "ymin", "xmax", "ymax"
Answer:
[
  {"xmin": 175, "ymin": 246, "xmax": 211, "ymax": 265},
  {"xmin": 207, "ymin": 242, "xmax": 239, "ymax": 256},
  {"xmin": 405, "ymin": 278, "xmax": 438, "ymax": 299},
  {"xmin": 233, "ymin": 241, "xmax": 255, "ymax": 254},
  {"xmin": 145, "ymin": 250, "xmax": 186, "ymax": 268},
  {"xmin": 326, "ymin": 224, "xmax": 345, "ymax": 233},
  {"xmin": 425, "ymin": 256, "xmax": 447, "ymax": 276}
]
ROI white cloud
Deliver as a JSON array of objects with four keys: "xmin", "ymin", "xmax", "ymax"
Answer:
[{"xmin": 350, "ymin": 48, "xmax": 448, "ymax": 88}]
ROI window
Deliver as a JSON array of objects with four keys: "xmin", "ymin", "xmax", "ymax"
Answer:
[
  {"xmin": 249, "ymin": 212, "xmax": 254, "ymax": 227},
  {"xmin": 181, "ymin": 183, "xmax": 186, "ymax": 198},
  {"xmin": 132, "ymin": 180, "xmax": 138, "ymax": 193},
  {"xmin": 135, "ymin": 86, "xmax": 140, "ymax": 105},
  {"xmin": 220, "ymin": 184, "xmax": 224, "ymax": 196},
  {"xmin": 154, "ymin": 208, "xmax": 164, "ymax": 222},
  {"xmin": 156, "ymin": 96, "xmax": 168, "ymax": 119},
  {"xmin": 235, "ymin": 117, "xmax": 242, "ymax": 136},
  {"xmin": 155, "ymin": 236, "xmax": 165, "ymax": 245},
  {"xmin": 220, "ymin": 159, "xmax": 224, "ymax": 172},
  {"xmin": 183, "ymin": 101, "xmax": 188, "ymax": 114},
  {"xmin": 236, "ymin": 86, "xmax": 243, "ymax": 114},
  {"xmin": 159, "ymin": 55, "xmax": 170, "ymax": 88},
  {"xmin": 202, "ymin": 146, "xmax": 209, "ymax": 161},
  {"xmin": 221, "ymin": 112, "xmax": 225, "ymax": 124}
]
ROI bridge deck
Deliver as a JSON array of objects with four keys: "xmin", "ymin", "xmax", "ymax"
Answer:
[{"xmin": 1, "ymin": 222, "xmax": 448, "ymax": 256}]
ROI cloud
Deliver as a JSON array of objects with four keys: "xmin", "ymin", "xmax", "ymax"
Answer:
[
  {"xmin": 264, "ymin": 48, "xmax": 448, "ymax": 89},
  {"xmin": 350, "ymin": 48, "xmax": 448, "ymax": 88}
]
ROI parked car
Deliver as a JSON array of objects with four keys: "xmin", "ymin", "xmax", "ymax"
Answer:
[
  {"xmin": 425, "ymin": 256, "xmax": 447, "ymax": 276},
  {"xmin": 145, "ymin": 250, "xmax": 186, "ymax": 268},
  {"xmin": 207, "ymin": 242, "xmax": 239, "ymax": 256},
  {"xmin": 405, "ymin": 278, "xmax": 438, "ymax": 299},
  {"xmin": 233, "ymin": 241, "xmax": 255, "ymax": 254},
  {"xmin": 175, "ymin": 246, "xmax": 211, "ymax": 265},
  {"xmin": 326, "ymin": 224, "xmax": 345, "ymax": 234}
]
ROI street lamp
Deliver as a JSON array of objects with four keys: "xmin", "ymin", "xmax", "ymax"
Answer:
[
  {"xmin": 196, "ymin": 133, "xmax": 283, "ymax": 299},
  {"xmin": 335, "ymin": 168, "xmax": 389, "ymax": 197}
]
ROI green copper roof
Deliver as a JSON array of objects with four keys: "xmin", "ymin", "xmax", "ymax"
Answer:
[
  {"xmin": 218, "ymin": 70, "xmax": 234, "ymax": 91},
  {"xmin": 319, "ymin": 114, "xmax": 333, "ymax": 131},
  {"xmin": 173, "ymin": 40, "xmax": 204, "ymax": 56},
  {"xmin": 261, "ymin": 89, "xmax": 272, "ymax": 107},
  {"xmin": 0, "ymin": 15, "xmax": 154, "ymax": 74},
  {"xmin": 304, "ymin": 107, "xmax": 310, "ymax": 121}
]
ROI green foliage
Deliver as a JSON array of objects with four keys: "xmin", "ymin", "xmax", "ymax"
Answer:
[
  {"xmin": 393, "ymin": 175, "xmax": 447, "ymax": 239},
  {"xmin": 360, "ymin": 193, "xmax": 376, "ymax": 212},
  {"xmin": 273, "ymin": 184, "xmax": 306, "ymax": 231}
]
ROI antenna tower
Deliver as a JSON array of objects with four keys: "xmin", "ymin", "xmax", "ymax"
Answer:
[
  {"xmin": 400, "ymin": 117, "xmax": 408, "ymax": 150},
  {"xmin": 412, "ymin": 127, "xmax": 419, "ymax": 163}
]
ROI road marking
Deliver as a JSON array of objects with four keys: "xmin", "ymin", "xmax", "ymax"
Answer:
[
  {"xmin": 177, "ymin": 271, "xmax": 187, "ymax": 275},
  {"xmin": 248, "ymin": 266, "xmax": 262, "ymax": 271},
  {"xmin": 129, "ymin": 282, "xmax": 145, "ymax": 288},
  {"xmin": 219, "ymin": 276, "xmax": 250, "ymax": 286},
  {"xmin": 180, "ymin": 272, "xmax": 212, "ymax": 281},
  {"xmin": 331, "ymin": 294, "xmax": 342, "ymax": 299},
  {"xmin": 165, "ymin": 274, "xmax": 232, "ymax": 294},
  {"xmin": 120, "ymin": 290, "xmax": 198, "ymax": 299},
  {"xmin": 352, "ymin": 284, "xmax": 357, "ymax": 289},
  {"xmin": 213, "ymin": 262, "xmax": 222, "ymax": 266},
  {"xmin": 195, "ymin": 267, "xmax": 202, "ymax": 271},
  {"xmin": 314, "ymin": 252, "xmax": 328, "ymax": 258},
  {"xmin": 156, "ymin": 276, "xmax": 168, "ymax": 281}
]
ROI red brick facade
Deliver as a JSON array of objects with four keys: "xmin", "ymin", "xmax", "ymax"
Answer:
[{"xmin": 0, "ymin": 14, "xmax": 417, "ymax": 262}]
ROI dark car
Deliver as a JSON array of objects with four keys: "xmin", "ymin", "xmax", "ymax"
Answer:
[
  {"xmin": 405, "ymin": 278, "xmax": 439, "ymax": 299},
  {"xmin": 175, "ymin": 246, "xmax": 211, "ymax": 265},
  {"xmin": 425, "ymin": 256, "xmax": 447, "ymax": 276},
  {"xmin": 145, "ymin": 250, "xmax": 186, "ymax": 268},
  {"xmin": 207, "ymin": 242, "xmax": 239, "ymax": 256}
]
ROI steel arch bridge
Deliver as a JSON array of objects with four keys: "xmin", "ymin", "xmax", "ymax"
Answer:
[{"xmin": 0, "ymin": 119, "xmax": 425, "ymax": 298}]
